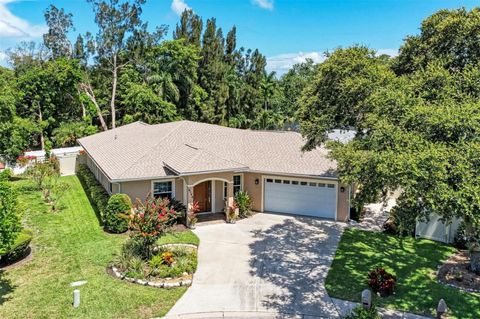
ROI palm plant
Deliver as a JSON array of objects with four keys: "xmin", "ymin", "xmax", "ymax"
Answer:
[
  {"xmin": 260, "ymin": 71, "xmax": 277, "ymax": 111},
  {"xmin": 147, "ymin": 72, "xmax": 180, "ymax": 103}
]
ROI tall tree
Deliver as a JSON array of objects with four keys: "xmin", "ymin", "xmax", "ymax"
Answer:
[
  {"xmin": 299, "ymin": 46, "xmax": 394, "ymax": 150},
  {"xmin": 260, "ymin": 71, "xmax": 277, "ymax": 111},
  {"xmin": 86, "ymin": 0, "xmax": 148, "ymax": 128},
  {"xmin": 43, "ymin": 5, "xmax": 74, "ymax": 59},
  {"xmin": 173, "ymin": 9, "xmax": 203, "ymax": 47}
]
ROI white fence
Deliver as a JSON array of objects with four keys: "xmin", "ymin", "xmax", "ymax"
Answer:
[{"xmin": 415, "ymin": 214, "xmax": 461, "ymax": 244}]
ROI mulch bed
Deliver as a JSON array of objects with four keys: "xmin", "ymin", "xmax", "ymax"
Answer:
[
  {"xmin": 437, "ymin": 251, "xmax": 480, "ymax": 293},
  {"xmin": 0, "ymin": 247, "xmax": 33, "ymax": 270}
]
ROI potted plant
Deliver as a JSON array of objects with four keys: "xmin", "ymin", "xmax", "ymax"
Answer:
[
  {"xmin": 187, "ymin": 201, "xmax": 200, "ymax": 229},
  {"xmin": 226, "ymin": 205, "xmax": 239, "ymax": 224}
]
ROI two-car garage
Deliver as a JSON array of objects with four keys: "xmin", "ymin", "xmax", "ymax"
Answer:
[{"xmin": 263, "ymin": 177, "xmax": 338, "ymax": 219}]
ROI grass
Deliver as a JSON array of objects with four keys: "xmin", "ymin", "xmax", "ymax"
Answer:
[
  {"xmin": 0, "ymin": 176, "xmax": 199, "ymax": 319},
  {"xmin": 158, "ymin": 230, "xmax": 200, "ymax": 246},
  {"xmin": 326, "ymin": 228, "xmax": 480, "ymax": 319}
]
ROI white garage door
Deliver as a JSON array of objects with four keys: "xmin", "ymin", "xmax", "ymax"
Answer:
[{"xmin": 264, "ymin": 177, "xmax": 337, "ymax": 219}]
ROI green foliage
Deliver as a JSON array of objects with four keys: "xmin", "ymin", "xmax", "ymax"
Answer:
[
  {"xmin": 0, "ymin": 168, "xmax": 13, "ymax": 182},
  {"xmin": 344, "ymin": 306, "xmax": 380, "ymax": 319},
  {"xmin": 326, "ymin": 228, "xmax": 479, "ymax": 318},
  {"xmin": 26, "ymin": 158, "xmax": 60, "ymax": 190},
  {"xmin": 0, "ymin": 181, "xmax": 22, "ymax": 255},
  {"xmin": 76, "ymin": 164, "xmax": 109, "ymax": 219},
  {"xmin": 52, "ymin": 122, "xmax": 97, "ymax": 147},
  {"xmin": 299, "ymin": 46, "xmax": 395, "ymax": 150},
  {"xmin": 104, "ymin": 194, "xmax": 132, "ymax": 233},
  {"xmin": 234, "ymin": 190, "xmax": 252, "ymax": 218},
  {"xmin": 0, "ymin": 229, "xmax": 33, "ymax": 265}
]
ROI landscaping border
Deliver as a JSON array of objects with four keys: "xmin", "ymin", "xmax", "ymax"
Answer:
[{"xmin": 109, "ymin": 243, "xmax": 198, "ymax": 288}]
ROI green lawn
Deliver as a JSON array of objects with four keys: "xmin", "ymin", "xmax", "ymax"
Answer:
[
  {"xmin": 326, "ymin": 228, "xmax": 480, "ymax": 318},
  {"xmin": 0, "ymin": 176, "xmax": 198, "ymax": 319}
]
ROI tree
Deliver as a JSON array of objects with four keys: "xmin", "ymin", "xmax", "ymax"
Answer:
[
  {"xmin": 260, "ymin": 71, "xmax": 277, "ymax": 111},
  {"xmin": 52, "ymin": 122, "xmax": 98, "ymax": 147},
  {"xmin": 0, "ymin": 181, "xmax": 21, "ymax": 255},
  {"xmin": 299, "ymin": 46, "xmax": 394, "ymax": 150},
  {"xmin": 43, "ymin": 5, "xmax": 74, "ymax": 59},
  {"xmin": 393, "ymin": 8, "xmax": 480, "ymax": 74},
  {"xmin": 86, "ymin": 0, "xmax": 151, "ymax": 128},
  {"xmin": 173, "ymin": 9, "xmax": 203, "ymax": 47}
]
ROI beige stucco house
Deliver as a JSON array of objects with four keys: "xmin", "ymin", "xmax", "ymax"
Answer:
[{"xmin": 78, "ymin": 120, "xmax": 351, "ymax": 221}]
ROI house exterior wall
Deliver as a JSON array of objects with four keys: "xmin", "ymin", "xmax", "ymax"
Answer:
[
  {"xmin": 244, "ymin": 172, "xmax": 262, "ymax": 211},
  {"xmin": 120, "ymin": 178, "xmax": 184, "ymax": 203},
  {"xmin": 85, "ymin": 153, "xmax": 111, "ymax": 194},
  {"xmin": 336, "ymin": 184, "xmax": 350, "ymax": 222}
]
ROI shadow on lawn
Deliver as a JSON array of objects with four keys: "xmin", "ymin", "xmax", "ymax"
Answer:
[
  {"xmin": 0, "ymin": 270, "xmax": 15, "ymax": 305},
  {"xmin": 248, "ymin": 216, "xmax": 344, "ymax": 317}
]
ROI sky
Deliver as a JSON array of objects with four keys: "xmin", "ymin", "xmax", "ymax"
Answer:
[{"xmin": 0, "ymin": 0, "xmax": 477, "ymax": 74}]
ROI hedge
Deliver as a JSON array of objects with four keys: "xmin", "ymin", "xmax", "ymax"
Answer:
[
  {"xmin": 77, "ymin": 164, "xmax": 109, "ymax": 223},
  {"xmin": 104, "ymin": 194, "xmax": 132, "ymax": 233},
  {"xmin": 0, "ymin": 229, "xmax": 33, "ymax": 265}
]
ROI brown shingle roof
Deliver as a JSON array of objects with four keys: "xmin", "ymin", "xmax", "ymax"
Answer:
[{"xmin": 78, "ymin": 120, "xmax": 337, "ymax": 181}]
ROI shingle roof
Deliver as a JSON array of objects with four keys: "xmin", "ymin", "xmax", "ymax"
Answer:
[{"xmin": 78, "ymin": 120, "xmax": 338, "ymax": 181}]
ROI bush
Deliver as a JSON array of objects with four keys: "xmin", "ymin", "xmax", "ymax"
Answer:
[
  {"xmin": 0, "ymin": 229, "xmax": 33, "ymax": 265},
  {"xmin": 234, "ymin": 190, "xmax": 252, "ymax": 218},
  {"xmin": 345, "ymin": 305, "xmax": 380, "ymax": 319},
  {"xmin": 0, "ymin": 168, "xmax": 13, "ymax": 181},
  {"xmin": 104, "ymin": 194, "xmax": 132, "ymax": 233},
  {"xmin": 77, "ymin": 164, "xmax": 109, "ymax": 221},
  {"xmin": 454, "ymin": 221, "xmax": 480, "ymax": 249},
  {"xmin": 367, "ymin": 267, "xmax": 397, "ymax": 296},
  {"xmin": 0, "ymin": 181, "xmax": 22, "ymax": 255}
]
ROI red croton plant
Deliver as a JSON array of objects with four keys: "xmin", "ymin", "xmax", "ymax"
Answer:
[
  {"xmin": 128, "ymin": 195, "xmax": 180, "ymax": 257},
  {"xmin": 367, "ymin": 267, "xmax": 397, "ymax": 296}
]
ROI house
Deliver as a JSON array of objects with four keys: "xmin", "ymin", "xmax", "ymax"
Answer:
[{"xmin": 78, "ymin": 120, "xmax": 351, "ymax": 221}]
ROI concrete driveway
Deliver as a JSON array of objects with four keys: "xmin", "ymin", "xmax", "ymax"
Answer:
[{"xmin": 166, "ymin": 213, "xmax": 346, "ymax": 318}]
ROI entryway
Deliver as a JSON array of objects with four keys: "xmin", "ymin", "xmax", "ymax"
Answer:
[{"xmin": 193, "ymin": 181, "xmax": 212, "ymax": 213}]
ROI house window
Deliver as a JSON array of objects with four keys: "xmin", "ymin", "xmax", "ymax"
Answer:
[
  {"xmin": 109, "ymin": 183, "xmax": 113, "ymax": 193},
  {"xmin": 283, "ymin": 180, "xmax": 290, "ymax": 184},
  {"xmin": 274, "ymin": 179, "xmax": 282, "ymax": 184},
  {"xmin": 233, "ymin": 175, "xmax": 242, "ymax": 195},
  {"xmin": 327, "ymin": 184, "xmax": 335, "ymax": 188},
  {"xmin": 153, "ymin": 181, "xmax": 173, "ymax": 199},
  {"xmin": 292, "ymin": 181, "xmax": 299, "ymax": 185},
  {"xmin": 309, "ymin": 182, "xmax": 317, "ymax": 187},
  {"xmin": 318, "ymin": 183, "xmax": 326, "ymax": 187},
  {"xmin": 266, "ymin": 178, "xmax": 273, "ymax": 183},
  {"xmin": 224, "ymin": 182, "xmax": 228, "ymax": 199},
  {"xmin": 300, "ymin": 181, "xmax": 307, "ymax": 186}
]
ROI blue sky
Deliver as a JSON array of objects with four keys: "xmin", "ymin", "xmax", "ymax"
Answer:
[{"xmin": 0, "ymin": 0, "xmax": 477, "ymax": 74}]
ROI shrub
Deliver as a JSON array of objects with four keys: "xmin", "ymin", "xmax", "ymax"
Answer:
[
  {"xmin": 345, "ymin": 305, "xmax": 380, "ymax": 319},
  {"xmin": 367, "ymin": 267, "xmax": 397, "ymax": 296},
  {"xmin": 128, "ymin": 196, "xmax": 180, "ymax": 259},
  {"xmin": 0, "ymin": 168, "xmax": 13, "ymax": 182},
  {"xmin": 104, "ymin": 194, "xmax": 132, "ymax": 233},
  {"xmin": 0, "ymin": 229, "xmax": 33, "ymax": 265},
  {"xmin": 25, "ymin": 158, "xmax": 59, "ymax": 190},
  {"xmin": 234, "ymin": 190, "xmax": 252, "ymax": 218},
  {"xmin": 0, "ymin": 181, "xmax": 22, "ymax": 255},
  {"xmin": 454, "ymin": 221, "xmax": 480, "ymax": 250},
  {"xmin": 77, "ymin": 164, "xmax": 109, "ymax": 220}
]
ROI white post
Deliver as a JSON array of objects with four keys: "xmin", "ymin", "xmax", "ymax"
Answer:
[{"xmin": 73, "ymin": 289, "xmax": 80, "ymax": 308}]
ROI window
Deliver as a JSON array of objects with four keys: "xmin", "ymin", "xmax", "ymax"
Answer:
[
  {"xmin": 318, "ymin": 183, "xmax": 326, "ymax": 187},
  {"xmin": 283, "ymin": 180, "xmax": 290, "ymax": 184},
  {"xmin": 274, "ymin": 179, "xmax": 282, "ymax": 183},
  {"xmin": 233, "ymin": 175, "xmax": 242, "ymax": 195},
  {"xmin": 109, "ymin": 183, "xmax": 113, "ymax": 193},
  {"xmin": 300, "ymin": 181, "xmax": 307, "ymax": 186},
  {"xmin": 266, "ymin": 178, "xmax": 273, "ymax": 183},
  {"xmin": 291, "ymin": 181, "xmax": 299, "ymax": 185},
  {"xmin": 153, "ymin": 181, "xmax": 173, "ymax": 199},
  {"xmin": 224, "ymin": 182, "xmax": 228, "ymax": 199},
  {"xmin": 309, "ymin": 182, "xmax": 317, "ymax": 187},
  {"xmin": 327, "ymin": 184, "xmax": 335, "ymax": 188}
]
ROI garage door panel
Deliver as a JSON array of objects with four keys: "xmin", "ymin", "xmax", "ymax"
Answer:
[{"xmin": 264, "ymin": 178, "xmax": 336, "ymax": 219}]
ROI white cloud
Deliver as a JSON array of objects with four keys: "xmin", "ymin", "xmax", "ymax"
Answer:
[
  {"xmin": 266, "ymin": 51, "xmax": 326, "ymax": 75},
  {"xmin": 171, "ymin": 0, "xmax": 191, "ymax": 16},
  {"xmin": 0, "ymin": 51, "xmax": 8, "ymax": 66},
  {"xmin": 252, "ymin": 0, "xmax": 274, "ymax": 10},
  {"xmin": 0, "ymin": 0, "xmax": 46, "ymax": 38}
]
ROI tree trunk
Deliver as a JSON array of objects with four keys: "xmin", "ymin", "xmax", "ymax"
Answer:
[
  {"xmin": 78, "ymin": 88, "xmax": 86, "ymax": 118},
  {"xmin": 80, "ymin": 83, "xmax": 108, "ymax": 131},
  {"xmin": 110, "ymin": 55, "xmax": 118, "ymax": 129},
  {"xmin": 471, "ymin": 250, "xmax": 480, "ymax": 274}
]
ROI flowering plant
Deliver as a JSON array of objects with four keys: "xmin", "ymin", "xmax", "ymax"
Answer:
[
  {"xmin": 128, "ymin": 195, "xmax": 180, "ymax": 258},
  {"xmin": 16, "ymin": 155, "xmax": 36, "ymax": 167},
  {"xmin": 161, "ymin": 251, "xmax": 175, "ymax": 266},
  {"xmin": 227, "ymin": 205, "xmax": 238, "ymax": 223},
  {"xmin": 367, "ymin": 267, "xmax": 397, "ymax": 296},
  {"xmin": 187, "ymin": 201, "xmax": 200, "ymax": 227}
]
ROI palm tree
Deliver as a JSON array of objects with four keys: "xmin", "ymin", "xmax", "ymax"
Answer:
[
  {"xmin": 147, "ymin": 72, "xmax": 180, "ymax": 103},
  {"xmin": 260, "ymin": 71, "xmax": 277, "ymax": 111}
]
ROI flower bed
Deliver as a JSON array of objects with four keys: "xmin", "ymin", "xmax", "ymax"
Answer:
[
  {"xmin": 110, "ymin": 243, "xmax": 198, "ymax": 288},
  {"xmin": 437, "ymin": 251, "xmax": 480, "ymax": 293}
]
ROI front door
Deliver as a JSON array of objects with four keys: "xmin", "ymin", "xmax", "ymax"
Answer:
[{"xmin": 193, "ymin": 181, "xmax": 212, "ymax": 212}]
